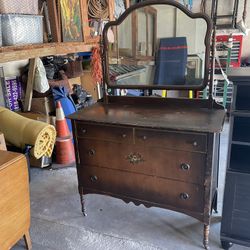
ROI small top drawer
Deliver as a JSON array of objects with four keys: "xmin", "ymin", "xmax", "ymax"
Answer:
[
  {"xmin": 135, "ymin": 129, "xmax": 207, "ymax": 153},
  {"xmin": 76, "ymin": 122, "xmax": 133, "ymax": 143}
]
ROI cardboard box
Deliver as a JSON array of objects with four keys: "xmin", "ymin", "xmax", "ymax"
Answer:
[
  {"xmin": 0, "ymin": 132, "xmax": 7, "ymax": 151},
  {"xmin": 81, "ymin": 71, "xmax": 99, "ymax": 101},
  {"xmin": 17, "ymin": 112, "xmax": 56, "ymax": 127},
  {"xmin": 30, "ymin": 96, "xmax": 55, "ymax": 115},
  {"xmin": 29, "ymin": 155, "xmax": 52, "ymax": 168}
]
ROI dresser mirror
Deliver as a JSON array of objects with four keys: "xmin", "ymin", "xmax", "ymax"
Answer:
[{"xmin": 103, "ymin": 1, "xmax": 212, "ymax": 90}]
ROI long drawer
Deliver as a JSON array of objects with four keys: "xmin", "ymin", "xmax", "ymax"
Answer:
[
  {"xmin": 76, "ymin": 122, "xmax": 207, "ymax": 153},
  {"xmin": 76, "ymin": 122, "xmax": 133, "ymax": 143},
  {"xmin": 78, "ymin": 139, "xmax": 206, "ymax": 185},
  {"xmin": 135, "ymin": 128, "xmax": 207, "ymax": 153},
  {"xmin": 78, "ymin": 166, "xmax": 204, "ymax": 213}
]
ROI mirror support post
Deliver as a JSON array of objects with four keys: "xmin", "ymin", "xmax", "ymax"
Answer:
[{"xmin": 209, "ymin": 28, "xmax": 216, "ymax": 103}]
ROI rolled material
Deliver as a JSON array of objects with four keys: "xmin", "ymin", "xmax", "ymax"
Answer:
[{"xmin": 0, "ymin": 107, "xmax": 56, "ymax": 159}]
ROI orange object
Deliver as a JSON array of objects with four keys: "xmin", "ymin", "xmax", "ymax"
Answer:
[
  {"xmin": 56, "ymin": 101, "xmax": 71, "ymax": 138},
  {"xmin": 55, "ymin": 101, "xmax": 75, "ymax": 165},
  {"xmin": 56, "ymin": 137, "xmax": 75, "ymax": 164}
]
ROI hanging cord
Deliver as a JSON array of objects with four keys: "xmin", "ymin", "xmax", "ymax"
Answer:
[
  {"xmin": 88, "ymin": 0, "xmax": 109, "ymax": 19},
  {"xmin": 200, "ymin": 0, "xmax": 206, "ymax": 13}
]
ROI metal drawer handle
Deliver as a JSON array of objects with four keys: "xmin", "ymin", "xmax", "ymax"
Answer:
[
  {"xmin": 180, "ymin": 193, "xmax": 190, "ymax": 200},
  {"xmin": 88, "ymin": 149, "xmax": 95, "ymax": 156},
  {"xmin": 180, "ymin": 163, "xmax": 191, "ymax": 171},
  {"xmin": 90, "ymin": 175, "xmax": 98, "ymax": 182},
  {"xmin": 82, "ymin": 129, "xmax": 87, "ymax": 134},
  {"xmin": 193, "ymin": 141, "xmax": 198, "ymax": 147},
  {"xmin": 142, "ymin": 135, "xmax": 147, "ymax": 140},
  {"xmin": 126, "ymin": 153, "xmax": 144, "ymax": 165}
]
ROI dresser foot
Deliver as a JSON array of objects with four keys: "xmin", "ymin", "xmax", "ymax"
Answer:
[
  {"xmin": 24, "ymin": 231, "xmax": 32, "ymax": 250},
  {"xmin": 80, "ymin": 194, "xmax": 87, "ymax": 216},
  {"xmin": 203, "ymin": 224, "xmax": 210, "ymax": 250}
]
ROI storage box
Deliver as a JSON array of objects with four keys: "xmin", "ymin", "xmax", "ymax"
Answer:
[
  {"xmin": 30, "ymin": 97, "xmax": 55, "ymax": 116},
  {"xmin": 30, "ymin": 155, "xmax": 52, "ymax": 168},
  {"xmin": 2, "ymin": 14, "xmax": 43, "ymax": 46},
  {"xmin": 0, "ymin": 0, "xmax": 38, "ymax": 15},
  {"xmin": 0, "ymin": 132, "xmax": 7, "ymax": 151}
]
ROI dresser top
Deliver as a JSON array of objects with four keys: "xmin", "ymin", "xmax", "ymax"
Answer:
[
  {"xmin": 228, "ymin": 67, "xmax": 250, "ymax": 82},
  {"xmin": 68, "ymin": 98, "xmax": 225, "ymax": 133}
]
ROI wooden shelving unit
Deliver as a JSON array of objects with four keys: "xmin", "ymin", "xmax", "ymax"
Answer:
[{"xmin": 0, "ymin": 39, "xmax": 100, "ymax": 64}]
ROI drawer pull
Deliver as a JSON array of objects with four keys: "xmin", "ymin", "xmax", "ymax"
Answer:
[
  {"xmin": 126, "ymin": 153, "xmax": 144, "ymax": 165},
  {"xmin": 90, "ymin": 175, "xmax": 98, "ymax": 182},
  {"xmin": 122, "ymin": 134, "xmax": 127, "ymax": 138},
  {"xmin": 82, "ymin": 129, "xmax": 87, "ymax": 134},
  {"xmin": 88, "ymin": 149, "xmax": 96, "ymax": 156},
  {"xmin": 180, "ymin": 193, "xmax": 190, "ymax": 200},
  {"xmin": 180, "ymin": 163, "xmax": 190, "ymax": 171},
  {"xmin": 142, "ymin": 135, "xmax": 147, "ymax": 140},
  {"xmin": 193, "ymin": 141, "xmax": 198, "ymax": 147}
]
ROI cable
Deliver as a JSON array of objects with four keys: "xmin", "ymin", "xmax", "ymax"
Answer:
[{"xmin": 88, "ymin": 0, "xmax": 109, "ymax": 19}]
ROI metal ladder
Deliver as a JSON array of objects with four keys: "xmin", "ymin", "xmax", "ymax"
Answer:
[{"xmin": 211, "ymin": 0, "xmax": 239, "ymax": 29}]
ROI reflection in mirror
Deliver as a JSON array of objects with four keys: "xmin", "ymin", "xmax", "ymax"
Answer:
[{"xmin": 107, "ymin": 4, "xmax": 207, "ymax": 88}]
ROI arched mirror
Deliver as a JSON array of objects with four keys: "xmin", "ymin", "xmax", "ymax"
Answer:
[{"xmin": 102, "ymin": 0, "xmax": 212, "ymax": 90}]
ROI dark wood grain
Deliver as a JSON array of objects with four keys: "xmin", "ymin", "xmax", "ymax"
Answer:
[
  {"xmin": 68, "ymin": 99, "xmax": 225, "ymax": 133},
  {"xmin": 78, "ymin": 138, "xmax": 206, "ymax": 184},
  {"xmin": 79, "ymin": 165, "xmax": 204, "ymax": 213}
]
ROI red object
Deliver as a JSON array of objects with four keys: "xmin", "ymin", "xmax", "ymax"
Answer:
[
  {"xmin": 216, "ymin": 34, "xmax": 243, "ymax": 68},
  {"xmin": 56, "ymin": 137, "xmax": 75, "ymax": 165},
  {"xmin": 55, "ymin": 100, "xmax": 75, "ymax": 165}
]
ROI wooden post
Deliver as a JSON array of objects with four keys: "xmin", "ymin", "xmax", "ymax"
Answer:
[
  {"xmin": 80, "ymin": 0, "xmax": 91, "ymax": 42},
  {"xmin": 47, "ymin": 0, "xmax": 61, "ymax": 42},
  {"xmin": 125, "ymin": 0, "xmax": 130, "ymax": 9},
  {"xmin": 23, "ymin": 58, "xmax": 38, "ymax": 112},
  {"xmin": 108, "ymin": 0, "xmax": 115, "ymax": 21}
]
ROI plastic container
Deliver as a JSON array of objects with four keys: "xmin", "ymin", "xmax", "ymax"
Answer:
[
  {"xmin": 1, "ymin": 14, "xmax": 43, "ymax": 46},
  {"xmin": 0, "ymin": 0, "xmax": 38, "ymax": 15}
]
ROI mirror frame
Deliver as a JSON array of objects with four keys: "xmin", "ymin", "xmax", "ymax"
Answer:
[{"xmin": 102, "ymin": 0, "xmax": 213, "ymax": 90}]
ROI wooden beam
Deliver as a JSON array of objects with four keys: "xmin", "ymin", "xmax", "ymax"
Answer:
[
  {"xmin": 23, "ymin": 58, "xmax": 38, "ymax": 112},
  {"xmin": 0, "ymin": 42, "xmax": 99, "ymax": 63}
]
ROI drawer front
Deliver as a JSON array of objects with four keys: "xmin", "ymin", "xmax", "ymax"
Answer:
[
  {"xmin": 79, "ymin": 166, "xmax": 204, "ymax": 213},
  {"xmin": 78, "ymin": 139, "xmax": 206, "ymax": 185},
  {"xmin": 76, "ymin": 122, "xmax": 133, "ymax": 143},
  {"xmin": 135, "ymin": 129, "xmax": 207, "ymax": 153}
]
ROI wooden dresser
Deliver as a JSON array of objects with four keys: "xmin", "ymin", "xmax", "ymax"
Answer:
[
  {"xmin": 69, "ymin": 96, "xmax": 225, "ymax": 249},
  {"xmin": 0, "ymin": 151, "xmax": 31, "ymax": 250}
]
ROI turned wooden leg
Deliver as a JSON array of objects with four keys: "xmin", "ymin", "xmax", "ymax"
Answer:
[
  {"xmin": 24, "ymin": 231, "xmax": 32, "ymax": 250},
  {"xmin": 203, "ymin": 224, "xmax": 210, "ymax": 250}
]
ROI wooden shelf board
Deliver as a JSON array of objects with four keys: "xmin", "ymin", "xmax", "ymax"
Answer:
[{"xmin": 0, "ymin": 41, "xmax": 99, "ymax": 63}]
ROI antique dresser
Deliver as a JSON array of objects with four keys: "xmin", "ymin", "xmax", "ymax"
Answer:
[{"xmin": 69, "ymin": 1, "xmax": 225, "ymax": 249}]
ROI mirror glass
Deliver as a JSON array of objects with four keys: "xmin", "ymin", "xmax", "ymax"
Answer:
[{"xmin": 105, "ymin": 4, "xmax": 209, "ymax": 89}]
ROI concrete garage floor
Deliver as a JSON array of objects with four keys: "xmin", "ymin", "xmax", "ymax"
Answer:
[{"xmin": 13, "ymin": 123, "xmax": 248, "ymax": 250}]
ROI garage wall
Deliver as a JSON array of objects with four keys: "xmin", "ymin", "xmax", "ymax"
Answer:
[{"xmin": 191, "ymin": 0, "xmax": 250, "ymax": 58}]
